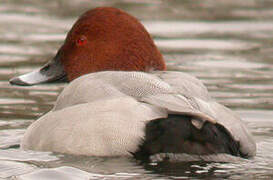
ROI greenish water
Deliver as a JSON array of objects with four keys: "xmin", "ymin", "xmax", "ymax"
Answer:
[{"xmin": 0, "ymin": 0, "xmax": 273, "ymax": 179}]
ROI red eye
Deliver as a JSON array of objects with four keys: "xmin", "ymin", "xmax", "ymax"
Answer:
[{"xmin": 76, "ymin": 36, "xmax": 87, "ymax": 46}]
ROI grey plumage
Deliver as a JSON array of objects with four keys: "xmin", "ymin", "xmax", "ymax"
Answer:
[{"xmin": 21, "ymin": 71, "xmax": 256, "ymax": 159}]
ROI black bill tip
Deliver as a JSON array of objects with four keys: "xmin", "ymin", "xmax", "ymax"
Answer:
[
  {"xmin": 9, "ymin": 76, "xmax": 31, "ymax": 86},
  {"xmin": 9, "ymin": 51, "xmax": 67, "ymax": 86}
]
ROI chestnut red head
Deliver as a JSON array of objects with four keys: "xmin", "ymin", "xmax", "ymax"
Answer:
[{"xmin": 10, "ymin": 7, "xmax": 166, "ymax": 85}]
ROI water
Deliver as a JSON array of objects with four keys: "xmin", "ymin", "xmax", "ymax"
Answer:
[{"xmin": 0, "ymin": 0, "xmax": 273, "ymax": 179}]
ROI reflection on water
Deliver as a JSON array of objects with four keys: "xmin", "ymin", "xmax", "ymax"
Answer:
[{"xmin": 0, "ymin": 0, "xmax": 273, "ymax": 179}]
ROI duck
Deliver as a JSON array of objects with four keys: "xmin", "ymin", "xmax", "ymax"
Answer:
[{"xmin": 10, "ymin": 7, "xmax": 256, "ymax": 162}]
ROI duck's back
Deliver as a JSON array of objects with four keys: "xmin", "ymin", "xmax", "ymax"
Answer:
[{"xmin": 21, "ymin": 71, "xmax": 256, "ymax": 160}]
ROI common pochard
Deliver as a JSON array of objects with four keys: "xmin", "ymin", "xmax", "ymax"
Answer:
[{"xmin": 10, "ymin": 7, "xmax": 256, "ymax": 162}]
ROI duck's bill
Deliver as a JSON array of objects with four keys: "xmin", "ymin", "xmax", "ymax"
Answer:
[{"xmin": 9, "ymin": 55, "xmax": 68, "ymax": 86}]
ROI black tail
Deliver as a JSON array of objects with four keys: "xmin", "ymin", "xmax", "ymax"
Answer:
[{"xmin": 133, "ymin": 114, "xmax": 241, "ymax": 161}]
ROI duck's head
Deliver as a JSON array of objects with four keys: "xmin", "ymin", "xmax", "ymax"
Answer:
[{"xmin": 10, "ymin": 7, "xmax": 165, "ymax": 86}]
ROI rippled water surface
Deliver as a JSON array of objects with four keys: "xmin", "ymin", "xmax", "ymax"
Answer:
[{"xmin": 0, "ymin": 0, "xmax": 273, "ymax": 179}]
